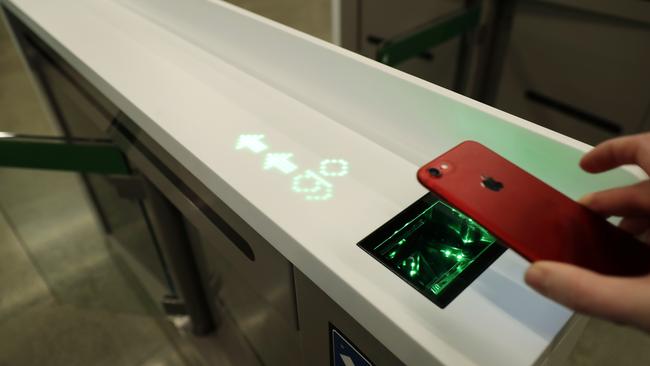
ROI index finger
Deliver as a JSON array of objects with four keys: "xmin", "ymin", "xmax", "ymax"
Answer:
[{"xmin": 580, "ymin": 133, "xmax": 650, "ymax": 175}]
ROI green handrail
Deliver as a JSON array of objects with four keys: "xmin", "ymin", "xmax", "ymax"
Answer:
[
  {"xmin": 0, "ymin": 137, "xmax": 130, "ymax": 175},
  {"xmin": 376, "ymin": 6, "xmax": 481, "ymax": 67}
]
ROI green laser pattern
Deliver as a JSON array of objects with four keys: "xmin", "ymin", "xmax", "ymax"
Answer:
[{"xmin": 370, "ymin": 200, "xmax": 496, "ymax": 296}]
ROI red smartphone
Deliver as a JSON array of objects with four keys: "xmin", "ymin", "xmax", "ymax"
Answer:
[{"xmin": 417, "ymin": 140, "xmax": 650, "ymax": 276}]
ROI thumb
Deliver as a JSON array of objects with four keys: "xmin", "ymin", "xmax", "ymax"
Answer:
[{"xmin": 525, "ymin": 261, "xmax": 650, "ymax": 330}]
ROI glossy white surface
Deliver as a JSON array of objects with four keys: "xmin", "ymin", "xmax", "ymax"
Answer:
[{"xmin": 3, "ymin": 0, "xmax": 643, "ymax": 364}]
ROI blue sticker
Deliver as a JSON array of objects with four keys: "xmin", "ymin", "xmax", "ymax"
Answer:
[{"xmin": 331, "ymin": 327, "xmax": 373, "ymax": 366}]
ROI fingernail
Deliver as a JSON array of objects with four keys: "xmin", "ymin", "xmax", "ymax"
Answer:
[
  {"xmin": 525, "ymin": 264, "xmax": 548, "ymax": 293},
  {"xmin": 578, "ymin": 193, "xmax": 593, "ymax": 206}
]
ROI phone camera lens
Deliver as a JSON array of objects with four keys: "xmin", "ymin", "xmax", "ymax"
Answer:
[{"xmin": 428, "ymin": 167, "xmax": 442, "ymax": 177}]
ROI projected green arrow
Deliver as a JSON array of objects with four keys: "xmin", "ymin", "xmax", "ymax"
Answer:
[
  {"xmin": 234, "ymin": 133, "xmax": 351, "ymax": 202},
  {"xmin": 236, "ymin": 134, "xmax": 268, "ymax": 153},
  {"xmin": 264, "ymin": 153, "xmax": 298, "ymax": 174}
]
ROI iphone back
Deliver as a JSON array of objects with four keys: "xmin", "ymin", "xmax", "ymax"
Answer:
[{"xmin": 417, "ymin": 141, "xmax": 650, "ymax": 276}]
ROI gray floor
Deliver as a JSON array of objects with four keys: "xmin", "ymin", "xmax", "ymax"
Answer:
[
  {"xmin": 0, "ymin": 13, "xmax": 190, "ymax": 366},
  {"xmin": 2, "ymin": 1, "xmax": 650, "ymax": 366}
]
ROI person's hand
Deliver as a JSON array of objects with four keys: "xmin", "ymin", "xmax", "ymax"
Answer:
[{"xmin": 525, "ymin": 132, "xmax": 650, "ymax": 331}]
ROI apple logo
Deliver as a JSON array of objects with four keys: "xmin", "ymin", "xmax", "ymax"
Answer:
[{"xmin": 481, "ymin": 176, "xmax": 504, "ymax": 192}]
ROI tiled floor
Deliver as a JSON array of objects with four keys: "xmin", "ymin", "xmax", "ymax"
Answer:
[{"xmin": 2, "ymin": 1, "xmax": 650, "ymax": 366}]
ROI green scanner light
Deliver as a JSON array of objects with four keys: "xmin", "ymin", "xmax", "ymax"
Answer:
[{"xmin": 358, "ymin": 194, "xmax": 505, "ymax": 308}]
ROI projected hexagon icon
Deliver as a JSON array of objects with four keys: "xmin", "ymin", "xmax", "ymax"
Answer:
[
  {"xmin": 320, "ymin": 159, "xmax": 349, "ymax": 177},
  {"xmin": 290, "ymin": 159, "xmax": 350, "ymax": 201},
  {"xmin": 292, "ymin": 170, "xmax": 333, "ymax": 201}
]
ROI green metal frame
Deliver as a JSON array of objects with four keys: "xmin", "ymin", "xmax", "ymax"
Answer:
[
  {"xmin": 0, "ymin": 136, "xmax": 130, "ymax": 175},
  {"xmin": 376, "ymin": 6, "xmax": 481, "ymax": 67}
]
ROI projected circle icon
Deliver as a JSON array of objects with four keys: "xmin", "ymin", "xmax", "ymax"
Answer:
[{"xmin": 319, "ymin": 159, "xmax": 349, "ymax": 177}]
